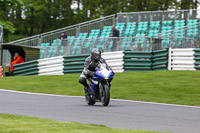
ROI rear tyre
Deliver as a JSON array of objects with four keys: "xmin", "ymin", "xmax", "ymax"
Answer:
[{"xmin": 101, "ymin": 85, "xmax": 110, "ymax": 106}]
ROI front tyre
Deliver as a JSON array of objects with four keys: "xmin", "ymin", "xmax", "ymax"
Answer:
[{"xmin": 101, "ymin": 85, "xmax": 110, "ymax": 106}]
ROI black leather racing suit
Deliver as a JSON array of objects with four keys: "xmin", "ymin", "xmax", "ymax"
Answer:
[{"xmin": 79, "ymin": 56, "xmax": 111, "ymax": 88}]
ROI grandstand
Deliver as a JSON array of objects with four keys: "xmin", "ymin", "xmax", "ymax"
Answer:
[{"xmin": 5, "ymin": 9, "xmax": 200, "ymax": 60}]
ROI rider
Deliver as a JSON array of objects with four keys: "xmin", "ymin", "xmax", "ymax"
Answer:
[{"xmin": 79, "ymin": 48, "xmax": 112, "ymax": 94}]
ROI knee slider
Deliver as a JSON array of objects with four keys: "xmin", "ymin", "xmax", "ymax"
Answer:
[{"xmin": 79, "ymin": 77, "xmax": 86, "ymax": 84}]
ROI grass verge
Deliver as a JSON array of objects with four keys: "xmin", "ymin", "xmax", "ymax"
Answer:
[
  {"xmin": 0, "ymin": 113, "xmax": 168, "ymax": 133},
  {"xmin": 0, "ymin": 71, "xmax": 200, "ymax": 106}
]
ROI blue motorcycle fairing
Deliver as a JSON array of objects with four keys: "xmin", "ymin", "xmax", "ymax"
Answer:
[{"xmin": 89, "ymin": 67, "xmax": 114, "ymax": 93}]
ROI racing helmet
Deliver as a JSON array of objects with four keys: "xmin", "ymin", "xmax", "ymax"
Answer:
[{"xmin": 91, "ymin": 48, "xmax": 101, "ymax": 61}]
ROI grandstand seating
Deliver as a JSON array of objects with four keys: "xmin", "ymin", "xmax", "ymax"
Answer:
[
  {"xmin": 115, "ymin": 23, "xmax": 125, "ymax": 37},
  {"xmin": 51, "ymin": 39, "xmax": 62, "ymax": 46},
  {"xmin": 161, "ymin": 20, "xmax": 173, "ymax": 48},
  {"xmin": 96, "ymin": 26, "xmax": 112, "ymax": 51},
  {"xmin": 173, "ymin": 20, "xmax": 185, "ymax": 45},
  {"xmin": 71, "ymin": 33, "xmax": 88, "ymax": 55},
  {"xmin": 134, "ymin": 21, "xmax": 149, "ymax": 51},
  {"xmin": 57, "ymin": 36, "xmax": 75, "ymax": 56},
  {"xmin": 107, "ymin": 23, "xmax": 125, "ymax": 51},
  {"xmin": 40, "ymin": 43, "xmax": 50, "ymax": 46},
  {"xmin": 186, "ymin": 19, "xmax": 198, "ymax": 39},
  {"xmin": 84, "ymin": 29, "xmax": 101, "ymax": 52},
  {"xmin": 39, "ymin": 16, "xmax": 199, "ymax": 59},
  {"xmin": 148, "ymin": 21, "xmax": 160, "ymax": 37},
  {"xmin": 120, "ymin": 22, "xmax": 136, "ymax": 50},
  {"xmin": 46, "ymin": 46, "xmax": 57, "ymax": 58}
]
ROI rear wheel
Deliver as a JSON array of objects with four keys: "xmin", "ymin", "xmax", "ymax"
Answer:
[{"xmin": 101, "ymin": 85, "xmax": 110, "ymax": 106}]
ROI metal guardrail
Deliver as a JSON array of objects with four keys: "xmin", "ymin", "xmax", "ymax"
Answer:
[
  {"xmin": 8, "ymin": 15, "xmax": 116, "ymax": 47},
  {"xmin": 39, "ymin": 36, "xmax": 197, "ymax": 59},
  {"xmin": 117, "ymin": 9, "xmax": 200, "ymax": 23},
  {"xmin": 158, "ymin": 22, "xmax": 200, "ymax": 48}
]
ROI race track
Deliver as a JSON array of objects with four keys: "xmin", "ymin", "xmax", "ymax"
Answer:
[{"xmin": 0, "ymin": 89, "xmax": 200, "ymax": 133}]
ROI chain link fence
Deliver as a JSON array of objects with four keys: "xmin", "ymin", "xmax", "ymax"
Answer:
[
  {"xmin": 40, "ymin": 37, "xmax": 152, "ymax": 59},
  {"xmin": 39, "ymin": 35, "xmax": 198, "ymax": 59},
  {"xmin": 117, "ymin": 9, "xmax": 200, "ymax": 23},
  {"xmin": 158, "ymin": 22, "xmax": 200, "ymax": 48}
]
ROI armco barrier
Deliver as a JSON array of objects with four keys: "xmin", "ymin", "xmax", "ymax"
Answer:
[
  {"xmin": 152, "ymin": 49, "xmax": 168, "ymax": 71},
  {"xmin": 63, "ymin": 54, "xmax": 89, "ymax": 74},
  {"xmin": 170, "ymin": 48, "xmax": 195, "ymax": 70},
  {"xmin": 124, "ymin": 51, "xmax": 152, "ymax": 71},
  {"xmin": 11, "ymin": 48, "xmax": 200, "ymax": 76},
  {"xmin": 14, "ymin": 60, "xmax": 39, "ymax": 76},
  {"xmin": 38, "ymin": 56, "xmax": 64, "ymax": 75},
  {"xmin": 101, "ymin": 51, "xmax": 124, "ymax": 73},
  {"xmin": 63, "ymin": 51, "xmax": 125, "ymax": 74},
  {"xmin": 194, "ymin": 49, "xmax": 200, "ymax": 70}
]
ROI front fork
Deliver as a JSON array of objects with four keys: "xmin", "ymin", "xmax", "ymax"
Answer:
[{"xmin": 99, "ymin": 80, "xmax": 110, "ymax": 98}]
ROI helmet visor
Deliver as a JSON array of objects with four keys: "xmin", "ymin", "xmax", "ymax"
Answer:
[{"xmin": 95, "ymin": 54, "xmax": 100, "ymax": 59}]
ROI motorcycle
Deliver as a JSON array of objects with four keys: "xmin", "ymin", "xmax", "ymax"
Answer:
[{"xmin": 85, "ymin": 63, "xmax": 114, "ymax": 106}]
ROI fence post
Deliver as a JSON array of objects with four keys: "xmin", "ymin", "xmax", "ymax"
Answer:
[
  {"xmin": 168, "ymin": 47, "xmax": 172, "ymax": 70},
  {"xmin": 196, "ymin": 24, "xmax": 199, "ymax": 48},
  {"xmin": 0, "ymin": 25, "xmax": 3, "ymax": 43},
  {"xmin": 116, "ymin": 13, "xmax": 119, "ymax": 23},
  {"xmin": 38, "ymin": 35, "xmax": 42, "ymax": 46},
  {"xmin": 113, "ymin": 14, "xmax": 116, "ymax": 25},
  {"xmin": 162, "ymin": 11, "xmax": 165, "ymax": 21},
  {"xmin": 150, "ymin": 11, "xmax": 152, "ymax": 22},
  {"xmin": 138, "ymin": 13, "xmax": 141, "ymax": 23},
  {"xmin": 150, "ymin": 37, "xmax": 153, "ymax": 51},
  {"xmin": 76, "ymin": 25, "xmax": 80, "ymax": 37}
]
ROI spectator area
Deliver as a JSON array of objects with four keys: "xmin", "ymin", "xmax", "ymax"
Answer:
[{"xmin": 40, "ymin": 19, "xmax": 199, "ymax": 58}]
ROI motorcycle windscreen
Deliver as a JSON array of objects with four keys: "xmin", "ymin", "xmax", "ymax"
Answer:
[{"xmin": 94, "ymin": 63, "xmax": 112, "ymax": 80}]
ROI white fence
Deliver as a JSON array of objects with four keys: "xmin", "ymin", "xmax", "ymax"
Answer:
[
  {"xmin": 38, "ymin": 56, "xmax": 64, "ymax": 75},
  {"xmin": 102, "ymin": 51, "xmax": 124, "ymax": 73},
  {"xmin": 169, "ymin": 48, "xmax": 196, "ymax": 70}
]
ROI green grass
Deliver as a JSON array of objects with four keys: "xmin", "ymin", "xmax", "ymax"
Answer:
[
  {"xmin": 0, "ymin": 71, "xmax": 200, "ymax": 106},
  {"xmin": 0, "ymin": 113, "xmax": 166, "ymax": 133}
]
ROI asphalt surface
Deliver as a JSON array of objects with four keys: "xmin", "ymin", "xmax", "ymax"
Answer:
[{"xmin": 0, "ymin": 89, "xmax": 200, "ymax": 133}]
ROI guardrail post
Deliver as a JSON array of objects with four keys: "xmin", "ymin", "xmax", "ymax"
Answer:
[{"xmin": 168, "ymin": 47, "xmax": 172, "ymax": 70}]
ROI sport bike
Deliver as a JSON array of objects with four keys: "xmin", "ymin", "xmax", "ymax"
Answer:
[{"xmin": 85, "ymin": 63, "xmax": 114, "ymax": 106}]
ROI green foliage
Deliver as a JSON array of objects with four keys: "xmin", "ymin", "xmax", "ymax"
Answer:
[
  {"xmin": 0, "ymin": 20, "xmax": 15, "ymax": 42},
  {"xmin": 0, "ymin": 71, "xmax": 200, "ymax": 106}
]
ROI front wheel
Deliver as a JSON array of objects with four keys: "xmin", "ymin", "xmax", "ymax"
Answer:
[{"xmin": 101, "ymin": 85, "xmax": 110, "ymax": 106}]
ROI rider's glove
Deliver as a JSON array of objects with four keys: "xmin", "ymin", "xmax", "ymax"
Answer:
[
  {"xmin": 108, "ymin": 66, "xmax": 113, "ymax": 71},
  {"xmin": 88, "ymin": 71, "xmax": 95, "ymax": 77}
]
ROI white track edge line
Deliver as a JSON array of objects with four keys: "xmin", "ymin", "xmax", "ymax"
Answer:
[{"xmin": 0, "ymin": 89, "xmax": 200, "ymax": 109}]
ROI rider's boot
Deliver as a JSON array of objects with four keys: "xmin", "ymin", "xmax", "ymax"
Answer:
[{"xmin": 84, "ymin": 86, "xmax": 90, "ymax": 95}]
